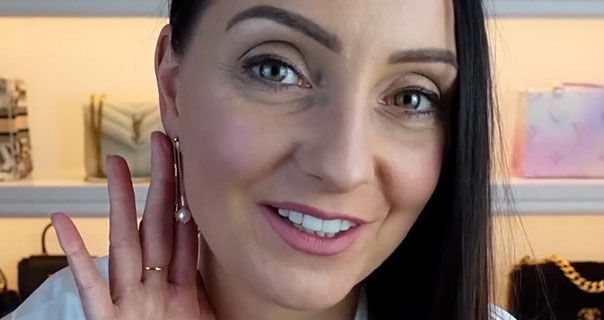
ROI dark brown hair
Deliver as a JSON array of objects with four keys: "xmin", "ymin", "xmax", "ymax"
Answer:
[{"xmin": 169, "ymin": 0, "xmax": 212, "ymax": 55}]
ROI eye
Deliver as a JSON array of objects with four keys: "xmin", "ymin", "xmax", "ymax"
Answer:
[
  {"xmin": 384, "ymin": 88, "xmax": 440, "ymax": 112},
  {"xmin": 249, "ymin": 59, "xmax": 301, "ymax": 85},
  {"xmin": 394, "ymin": 91, "xmax": 432, "ymax": 111}
]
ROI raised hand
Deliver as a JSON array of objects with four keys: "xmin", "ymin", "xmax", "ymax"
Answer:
[{"xmin": 51, "ymin": 131, "xmax": 215, "ymax": 320}]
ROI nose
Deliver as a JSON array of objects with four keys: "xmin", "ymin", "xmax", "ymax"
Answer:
[{"xmin": 293, "ymin": 94, "xmax": 376, "ymax": 194}]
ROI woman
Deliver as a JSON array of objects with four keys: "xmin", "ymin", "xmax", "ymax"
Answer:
[{"xmin": 5, "ymin": 0, "xmax": 515, "ymax": 319}]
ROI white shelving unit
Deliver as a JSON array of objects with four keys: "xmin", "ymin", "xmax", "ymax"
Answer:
[
  {"xmin": 1, "ymin": 0, "xmax": 604, "ymax": 17},
  {"xmin": 0, "ymin": 177, "xmax": 149, "ymax": 217},
  {"xmin": 497, "ymin": 178, "xmax": 604, "ymax": 215},
  {"xmin": 0, "ymin": 0, "xmax": 168, "ymax": 17},
  {"xmin": 486, "ymin": 0, "xmax": 604, "ymax": 18},
  {"xmin": 1, "ymin": 177, "xmax": 602, "ymax": 217},
  {"xmin": 0, "ymin": 0, "xmax": 602, "ymax": 217}
]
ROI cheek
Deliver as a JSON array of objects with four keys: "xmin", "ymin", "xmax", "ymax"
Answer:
[
  {"xmin": 175, "ymin": 81, "xmax": 293, "ymax": 267},
  {"xmin": 390, "ymin": 142, "xmax": 444, "ymax": 209},
  {"xmin": 388, "ymin": 124, "xmax": 445, "ymax": 208},
  {"xmin": 176, "ymin": 80, "xmax": 293, "ymax": 222},
  {"xmin": 368, "ymin": 132, "xmax": 445, "ymax": 263}
]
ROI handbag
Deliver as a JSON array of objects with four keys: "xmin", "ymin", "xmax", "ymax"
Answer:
[
  {"xmin": 512, "ymin": 83, "xmax": 604, "ymax": 178},
  {"xmin": 0, "ymin": 268, "xmax": 20, "ymax": 317},
  {"xmin": 84, "ymin": 94, "xmax": 162, "ymax": 181},
  {"xmin": 17, "ymin": 223, "xmax": 69, "ymax": 301},
  {"xmin": 0, "ymin": 78, "xmax": 33, "ymax": 181},
  {"xmin": 509, "ymin": 255, "xmax": 604, "ymax": 320}
]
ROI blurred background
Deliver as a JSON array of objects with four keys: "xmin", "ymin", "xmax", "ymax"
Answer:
[{"xmin": 0, "ymin": 0, "xmax": 603, "ymax": 317}]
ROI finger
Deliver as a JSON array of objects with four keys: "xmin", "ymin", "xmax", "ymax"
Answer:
[
  {"xmin": 107, "ymin": 155, "xmax": 143, "ymax": 299},
  {"xmin": 140, "ymin": 131, "xmax": 175, "ymax": 284},
  {"xmin": 52, "ymin": 213, "xmax": 115, "ymax": 320}
]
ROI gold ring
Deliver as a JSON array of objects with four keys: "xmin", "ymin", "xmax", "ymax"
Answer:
[{"xmin": 144, "ymin": 266, "xmax": 164, "ymax": 271}]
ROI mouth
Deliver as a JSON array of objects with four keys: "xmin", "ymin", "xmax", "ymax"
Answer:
[
  {"xmin": 259, "ymin": 203, "xmax": 366, "ymax": 256},
  {"xmin": 268, "ymin": 206, "xmax": 359, "ymax": 238}
]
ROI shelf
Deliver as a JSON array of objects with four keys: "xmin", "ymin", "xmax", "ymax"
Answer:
[
  {"xmin": 1, "ymin": 177, "xmax": 603, "ymax": 217},
  {"xmin": 486, "ymin": 0, "xmax": 604, "ymax": 18},
  {"xmin": 496, "ymin": 178, "xmax": 604, "ymax": 215},
  {"xmin": 0, "ymin": 177, "xmax": 149, "ymax": 217},
  {"xmin": 1, "ymin": 0, "xmax": 604, "ymax": 17},
  {"xmin": 0, "ymin": 0, "xmax": 167, "ymax": 17}
]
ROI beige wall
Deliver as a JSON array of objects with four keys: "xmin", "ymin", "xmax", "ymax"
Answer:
[
  {"xmin": 2, "ymin": 214, "xmax": 603, "ymax": 307},
  {"xmin": 488, "ymin": 19, "xmax": 604, "ymax": 171},
  {"xmin": 1, "ymin": 17, "xmax": 604, "ymax": 307},
  {"xmin": 493, "ymin": 214, "xmax": 604, "ymax": 307},
  {"xmin": 0, "ymin": 218, "xmax": 110, "ymax": 291},
  {"xmin": 487, "ymin": 18, "xmax": 604, "ymax": 307},
  {"xmin": 1, "ymin": 18, "xmax": 603, "ymax": 179},
  {"xmin": 0, "ymin": 17, "xmax": 165, "ymax": 179}
]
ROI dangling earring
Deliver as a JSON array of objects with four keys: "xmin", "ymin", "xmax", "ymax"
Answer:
[{"xmin": 173, "ymin": 137, "xmax": 192, "ymax": 224}]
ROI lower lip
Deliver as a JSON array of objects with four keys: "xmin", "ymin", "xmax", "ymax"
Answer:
[{"xmin": 259, "ymin": 205, "xmax": 364, "ymax": 256}]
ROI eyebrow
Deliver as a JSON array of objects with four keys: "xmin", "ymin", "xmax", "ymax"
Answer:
[
  {"xmin": 389, "ymin": 48, "xmax": 458, "ymax": 69},
  {"xmin": 226, "ymin": 5, "xmax": 342, "ymax": 53}
]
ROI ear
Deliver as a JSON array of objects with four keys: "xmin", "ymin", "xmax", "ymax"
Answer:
[{"xmin": 155, "ymin": 24, "xmax": 181, "ymax": 138}]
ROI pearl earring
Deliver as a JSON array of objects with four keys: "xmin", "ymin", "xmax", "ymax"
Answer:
[{"xmin": 173, "ymin": 137, "xmax": 192, "ymax": 224}]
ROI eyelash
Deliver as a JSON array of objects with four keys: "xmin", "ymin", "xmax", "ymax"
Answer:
[{"xmin": 241, "ymin": 54, "xmax": 310, "ymax": 91}]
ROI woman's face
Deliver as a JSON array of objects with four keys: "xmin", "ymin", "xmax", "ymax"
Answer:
[{"xmin": 158, "ymin": 0, "xmax": 457, "ymax": 311}]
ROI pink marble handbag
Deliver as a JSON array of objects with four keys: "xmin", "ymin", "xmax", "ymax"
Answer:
[{"xmin": 512, "ymin": 83, "xmax": 604, "ymax": 178}]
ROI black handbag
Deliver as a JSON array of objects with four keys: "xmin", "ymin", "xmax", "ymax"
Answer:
[
  {"xmin": 17, "ymin": 223, "xmax": 69, "ymax": 301},
  {"xmin": 0, "ymin": 268, "xmax": 20, "ymax": 317},
  {"xmin": 509, "ymin": 255, "xmax": 604, "ymax": 320}
]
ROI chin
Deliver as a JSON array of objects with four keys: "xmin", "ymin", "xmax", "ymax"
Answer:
[{"xmin": 255, "ymin": 267, "xmax": 358, "ymax": 312}]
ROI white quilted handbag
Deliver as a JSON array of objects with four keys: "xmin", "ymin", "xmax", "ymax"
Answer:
[{"xmin": 84, "ymin": 94, "xmax": 162, "ymax": 181}]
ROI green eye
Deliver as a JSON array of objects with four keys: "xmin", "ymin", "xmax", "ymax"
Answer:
[
  {"xmin": 391, "ymin": 90, "xmax": 437, "ymax": 111},
  {"xmin": 251, "ymin": 59, "xmax": 300, "ymax": 85},
  {"xmin": 395, "ymin": 92, "xmax": 421, "ymax": 109}
]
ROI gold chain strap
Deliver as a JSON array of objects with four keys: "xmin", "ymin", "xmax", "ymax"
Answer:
[{"xmin": 548, "ymin": 255, "xmax": 604, "ymax": 294}]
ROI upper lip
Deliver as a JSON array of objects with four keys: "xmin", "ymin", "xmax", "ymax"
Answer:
[{"xmin": 263, "ymin": 201, "xmax": 368, "ymax": 225}]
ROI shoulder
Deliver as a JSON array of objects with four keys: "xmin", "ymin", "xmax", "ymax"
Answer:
[
  {"xmin": 490, "ymin": 305, "xmax": 516, "ymax": 320},
  {"xmin": 3, "ymin": 256, "xmax": 109, "ymax": 320}
]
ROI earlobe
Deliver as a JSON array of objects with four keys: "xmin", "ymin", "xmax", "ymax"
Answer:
[{"xmin": 155, "ymin": 24, "xmax": 181, "ymax": 138}]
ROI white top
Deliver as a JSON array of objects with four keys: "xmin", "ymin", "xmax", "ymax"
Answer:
[{"xmin": 3, "ymin": 256, "xmax": 515, "ymax": 320}]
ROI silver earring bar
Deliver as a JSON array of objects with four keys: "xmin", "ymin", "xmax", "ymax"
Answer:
[{"xmin": 173, "ymin": 137, "xmax": 192, "ymax": 224}]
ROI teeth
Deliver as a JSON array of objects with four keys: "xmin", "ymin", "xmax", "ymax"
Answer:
[
  {"xmin": 278, "ymin": 208, "xmax": 290, "ymax": 218},
  {"xmin": 303, "ymin": 227, "xmax": 315, "ymax": 234},
  {"xmin": 340, "ymin": 220, "xmax": 356, "ymax": 231},
  {"xmin": 322, "ymin": 219, "xmax": 342, "ymax": 233},
  {"xmin": 302, "ymin": 214, "xmax": 323, "ymax": 231},
  {"xmin": 279, "ymin": 208, "xmax": 358, "ymax": 236},
  {"xmin": 288, "ymin": 211, "xmax": 303, "ymax": 224}
]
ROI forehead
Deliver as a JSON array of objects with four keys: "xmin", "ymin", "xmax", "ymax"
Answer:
[{"xmin": 209, "ymin": 0, "xmax": 457, "ymax": 55}]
